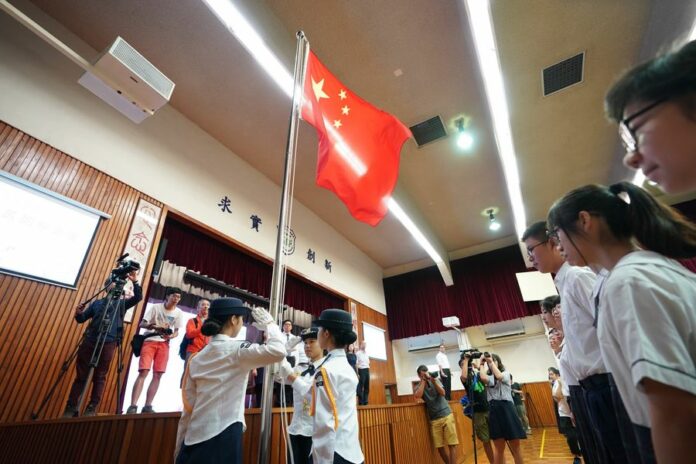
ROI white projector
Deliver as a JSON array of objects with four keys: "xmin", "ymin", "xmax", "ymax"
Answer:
[{"xmin": 78, "ymin": 37, "xmax": 175, "ymax": 123}]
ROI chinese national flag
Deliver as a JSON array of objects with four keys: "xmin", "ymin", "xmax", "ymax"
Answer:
[{"xmin": 301, "ymin": 51, "xmax": 411, "ymax": 226}]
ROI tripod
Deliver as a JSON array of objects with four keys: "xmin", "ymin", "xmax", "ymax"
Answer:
[
  {"xmin": 31, "ymin": 277, "xmax": 128, "ymax": 419},
  {"xmin": 463, "ymin": 369, "xmax": 480, "ymax": 464}
]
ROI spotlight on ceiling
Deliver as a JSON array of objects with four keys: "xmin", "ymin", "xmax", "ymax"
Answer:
[
  {"xmin": 455, "ymin": 117, "xmax": 474, "ymax": 151},
  {"xmin": 483, "ymin": 207, "xmax": 501, "ymax": 231}
]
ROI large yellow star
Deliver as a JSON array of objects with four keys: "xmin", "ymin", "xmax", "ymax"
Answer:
[{"xmin": 312, "ymin": 78, "xmax": 330, "ymax": 101}]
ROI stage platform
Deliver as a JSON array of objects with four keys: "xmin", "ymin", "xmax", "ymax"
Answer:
[{"xmin": 0, "ymin": 402, "xmax": 475, "ymax": 463}]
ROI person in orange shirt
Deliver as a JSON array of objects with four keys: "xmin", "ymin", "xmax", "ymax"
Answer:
[{"xmin": 185, "ymin": 299, "xmax": 211, "ymax": 360}]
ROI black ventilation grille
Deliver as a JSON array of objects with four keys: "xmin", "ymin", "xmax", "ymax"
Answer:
[
  {"xmin": 410, "ymin": 115, "xmax": 447, "ymax": 147},
  {"xmin": 543, "ymin": 52, "xmax": 584, "ymax": 96}
]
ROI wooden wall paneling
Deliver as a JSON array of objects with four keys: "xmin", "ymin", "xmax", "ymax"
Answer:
[
  {"xmin": 522, "ymin": 381, "xmax": 557, "ymax": 427},
  {"xmin": 0, "ymin": 122, "xmax": 164, "ymax": 423}
]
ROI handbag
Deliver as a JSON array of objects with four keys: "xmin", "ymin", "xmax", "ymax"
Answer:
[{"xmin": 131, "ymin": 332, "xmax": 162, "ymax": 357}]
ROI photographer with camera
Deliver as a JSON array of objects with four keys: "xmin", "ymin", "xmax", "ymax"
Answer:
[
  {"xmin": 62, "ymin": 270, "xmax": 142, "ymax": 418},
  {"xmin": 460, "ymin": 352, "xmax": 493, "ymax": 464},
  {"xmin": 414, "ymin": 365, "xmax": 459, "ymax": 464},
  {"xmin": 479, "ymin": 353, "xmax": 526, "ymax": 464},
  {"xmin": 126, "ymin": 286, "xmax": 184, "ymax": 414}
]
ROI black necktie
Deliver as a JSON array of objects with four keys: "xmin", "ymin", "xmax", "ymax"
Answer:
[{"xmin": 301, "ymin": 365, "xmax": 315, "ymax": 376}]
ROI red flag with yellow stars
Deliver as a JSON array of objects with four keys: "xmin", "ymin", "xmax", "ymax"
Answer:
[{"xmin": 301, "ymin": 51, "xmax": 412, "ymax": 226}]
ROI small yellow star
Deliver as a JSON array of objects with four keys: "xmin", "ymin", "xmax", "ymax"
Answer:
[
  {"xmin": 312, "ymin": 78, "xmax": 330, "ymax": 101},
  {"xmin": 333, "ymin": 119, "xmax": 342, "ymax": 129},
  {"xmin": 338, "ymin": 89, "xmax": 347, "ymax": 100},
  {"xmin": 341, "ymin": 105, "xmax": 350, "ymax": 115}
]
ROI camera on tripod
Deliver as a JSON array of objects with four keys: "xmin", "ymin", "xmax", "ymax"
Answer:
[{"xmin": 110, "ymin": 255, "xmax": 141, "ymax": 282}]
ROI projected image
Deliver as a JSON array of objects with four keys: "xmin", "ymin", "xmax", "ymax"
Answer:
[
  {"xmin": 362, "ymin": 322, "xmax": 387, "ymax": 361},
  {"xmin": 0, "ymin": 172, "xmax": 105, "ymax": 287}
]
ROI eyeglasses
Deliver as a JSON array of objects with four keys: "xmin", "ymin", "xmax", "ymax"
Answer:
[
  {"xmin": 526, "ymin": 240, "xmax": 548, "ymax": 256},
  {"xmin": 619, "ymin": 97, "xmax": 669, "ymax": 152}
]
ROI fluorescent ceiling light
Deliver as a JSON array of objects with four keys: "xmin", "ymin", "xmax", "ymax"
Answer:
[
  {"xmin": 386, "ymin": 198, "xmax": 444, "ymax": 265},
  {"xmin": 464, "ymin": 0, "xmax": 527, "ymax": 239},
  {"xmin": 201, "ymin": 0, "xmax": 293, "ymax": 97}
]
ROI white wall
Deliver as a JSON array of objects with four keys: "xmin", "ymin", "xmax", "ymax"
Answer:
[
  {"xmin": 0, "ymin": 6, "xmax": 386, "ymax": 313},
  {"xmin": 392, "ymin": 316, "xmax": 558, "ymax": 396}
]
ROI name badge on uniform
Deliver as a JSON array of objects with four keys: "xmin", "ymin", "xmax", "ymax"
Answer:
[
  {"xmin": 315, "ymin": 370, "xmax": 325, "ymax": 387},
  {"xmin": 239, "ymin": 341, "xmax": 251, "ymax": 349}
]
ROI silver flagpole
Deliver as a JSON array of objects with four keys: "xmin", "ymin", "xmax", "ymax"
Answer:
[{"xmin": 258, "ymin": 30, "xmax": 309, "ymax": 464}]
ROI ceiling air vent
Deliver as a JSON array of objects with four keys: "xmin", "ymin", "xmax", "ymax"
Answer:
[
  {"xmin": 542, "ymin": 52, "xmax": 585, "ymax": 96},
  {"xmin": 410, "ymin": 115, "xmax": 447, "ymax": 147}
]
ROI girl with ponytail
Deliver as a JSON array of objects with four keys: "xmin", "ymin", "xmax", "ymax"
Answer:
[
  {"xmin": 547, "ymin": 182, "xmax": 696, "ymax": 464},
  {"xmin": 174, "ymin": 298, "xmax": 285, "ymax": 463}
]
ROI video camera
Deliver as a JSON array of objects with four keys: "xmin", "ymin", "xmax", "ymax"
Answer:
[
  {"xmin": 460, "ymin": 348, "xmax": 483, "ymax": 361},
  {"xmin": 110, "ymin": 253, "xmax": 141, "ymax": 281}
]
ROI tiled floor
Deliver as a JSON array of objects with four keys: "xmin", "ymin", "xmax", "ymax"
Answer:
[{"xmin": 461, "ymin": 427, "xmax": 579, "ymax": 464}]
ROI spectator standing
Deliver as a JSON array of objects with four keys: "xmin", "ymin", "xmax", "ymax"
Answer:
[
  {"xmin": 414, "ymin": 365, "xmax": 459, "ymax": 464},
  {"xmin": 355, "ymin": 341, "xmax": 370, "ymax": 405},
  {"xmin": 436, "ymin": 344, "xmax": 452, "ymax": 400}
]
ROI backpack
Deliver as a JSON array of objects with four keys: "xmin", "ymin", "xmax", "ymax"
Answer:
[{"xmin": 178, "ymin": 318, "xmax": 198, "ymax": 360}]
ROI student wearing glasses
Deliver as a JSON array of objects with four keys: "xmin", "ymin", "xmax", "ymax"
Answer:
[
  {"xmin": 522, "ymin": 221, "xmax": 633, "ymax": 464},
  {"xmin": 548, "ymin": 182, "xmax": 696, "ymax": 464},
  {"xmin": 605, "ymin": 40, "xmax": 696, "ymax": 194}
]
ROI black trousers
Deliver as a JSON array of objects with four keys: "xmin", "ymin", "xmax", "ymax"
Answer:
[
  {"xmin": 176, "ymin": 422, "xmax": 243, "ymax": 464},
  {"xmin": 441, "ymin": 368, "xmax": 452, "ymax": 400},
  {"xmin": 357, "ymin": 368, "xmax": 370, "ymax": 405},
  {"xmin": 568, "ymin": 385, "xmax": 604, "ymax": 464},
  {"xmin": 289, "ymin": 434, "xmax": 313, "ymax": 464},
  {"xmin": 559, "ymin": 416, "xmax": 582, "ymax": 456},
  {"xmin": 334, "ymin": 453, "xmax": 363, "ymax": 464}
]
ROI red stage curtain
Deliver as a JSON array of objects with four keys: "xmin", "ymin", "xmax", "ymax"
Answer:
[
  {"xmin": 161, "ymin": 219, "xmax": 343, "ymax": 316},
  {"xmin": 385, "ymin": 246, "xmax": 538, "ymax": 340}
]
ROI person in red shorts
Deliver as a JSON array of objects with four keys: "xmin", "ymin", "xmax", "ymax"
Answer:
[{"xmin": 126, "ymin": 287, "xmax": 183, "ymax": 414}]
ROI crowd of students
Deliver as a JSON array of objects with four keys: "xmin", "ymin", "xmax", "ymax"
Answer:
[{"xmin": 523, "ymin": 40, "xmax": 696, "ymax": 464}]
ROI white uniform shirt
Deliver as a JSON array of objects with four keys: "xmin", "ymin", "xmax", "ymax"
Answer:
[
  {"xmin": 311, "ymin": 349, "xmax": 365, "ymax": 464},
  {"xmin": 552, "ymin": 379, "xmax": 572, "ymax": 417},
  {"xmin": 356, "ymin": 350, "xmax": 370, "ymax": 369},
  {"xmin": 436, "ymin": 351, "xmax": 450, "ymax": 370},
  {"xmin": 142, "ymin": 303, "xmax": 183, "ymax": 342},
  {"xmin": 176, "ymin": 324, "xmax": 285, "ymax": 449},
  {"xmin": 284, "ymin": 332, "xmax": 301, "ymax": 360},
  {"xmin": 554, "ymin": 262, "xmax": 604, "ymax": 385},
  {"xmin": 288, "ymin": 358, "xmax": 324, "ymax": 437},
  {"xmin": 598, "ymin": 251, "xmax": 696, "ymax": 427}
]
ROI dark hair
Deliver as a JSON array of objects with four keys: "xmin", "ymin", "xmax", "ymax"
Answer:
[
  {"xmin": 201, "ymin": 314, "xmax": 241, "ymax": 336},
  {"xmin": 548, "ymin": 182, "xmax": 696, "ymax": 259},
  {"xmin": 491, "ymin": 353, "xmax": 505, "ymax": 372},
  {"xmin": 521, "ymin": 221, "xmax": 548, "ymax": 242},
  {"xmin": 165, "ymin": 287, "xmax": 182, "ymax": 297},
  {"xmin": 416, "ymin": 364, "xmax": 428, "ymax": 374},
  {"xmin": 282, "ymin": 319, "xmax": 292, "ymax": 325},
  {"xmin": 548, "ymin": 367, "xmax": 560, "ymax": 376},
  {"xmin": 540, "ymin": 295, "xmax": 561, "ymax": 313},
  {"xmin": 323, "ymin": 327, "xmax": 357, "ymax": 348},
  {"xmin": 605, "ymin": 40, "xmax": 696, "ymax": 121}
]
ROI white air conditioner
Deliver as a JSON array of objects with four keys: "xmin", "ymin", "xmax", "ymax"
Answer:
[
  {"xmin": 407, "ymin": 331, "xmax": 458, "ymax": 352},
  {"xmin": 78, "ymin": 37, "xmax": 175, "ymax": 123},
  {"xmin": 483, "ymin": 320, "xmax": 526, "ymax": 341}
]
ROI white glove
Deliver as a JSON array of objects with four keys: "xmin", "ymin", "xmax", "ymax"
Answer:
[
  {"xmin": 279, "ymin": 358, "xmax": 294, "ymax": 379},
  {"xmin": 251, "ymin": 307, "xmax": 274, "ymax": 330}
]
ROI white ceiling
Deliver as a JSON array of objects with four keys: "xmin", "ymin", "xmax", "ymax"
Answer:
[{"xmin": 20, "ymin": 0, "xmax": 692, "ymax": 277}]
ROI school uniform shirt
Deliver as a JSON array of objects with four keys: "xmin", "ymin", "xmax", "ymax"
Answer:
[
  {"xmin": 176, "ymin": 324, "xmax": 286, "ymax": 451},
  {"xmin": 284, "ymin": 332, "xmax": 301, "ymax": 360},
  {"xmin": 288, "ymin": 358, "xmax": 324, "ymax": 437},
  {"xmin": 552, "ymin": 379, "xmax": 572, "ymax": 418},
  {"xmin": 554, "ymin": 262, "xmax": 602, "ymax": 385},
  {"xmin": 356, "ymin": 350, "xmax": 370, "ymax": 369},
  {"xmin": 597, "ymin": 251, "xmax": 696, "ymax": 427},
  {"xmin": 486, "ymin": 371, "xmax": 514, "ymax": 402},
  {"xmin": 436, "ymin": 352, "xmax": 450, "ymax": 370},
  {"xmin": 311, "ymin": 349, "xmax": 365, "ymax": 464}
]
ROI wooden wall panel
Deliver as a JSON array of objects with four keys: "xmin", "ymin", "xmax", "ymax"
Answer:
[
  {"xmin": 522, "ymin": 381, "xmax": 557, "ymax": 427},
  {"xmin": 0, "ymin": 403, "xmax": 476, "ymax": 463},
  {"xmin": 0, "ymin": 122, "xmax": 164, "ymax": 423},
  {"xmin": 350, "ymin": 299, "xmax": 397, "ymax": 405}
]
